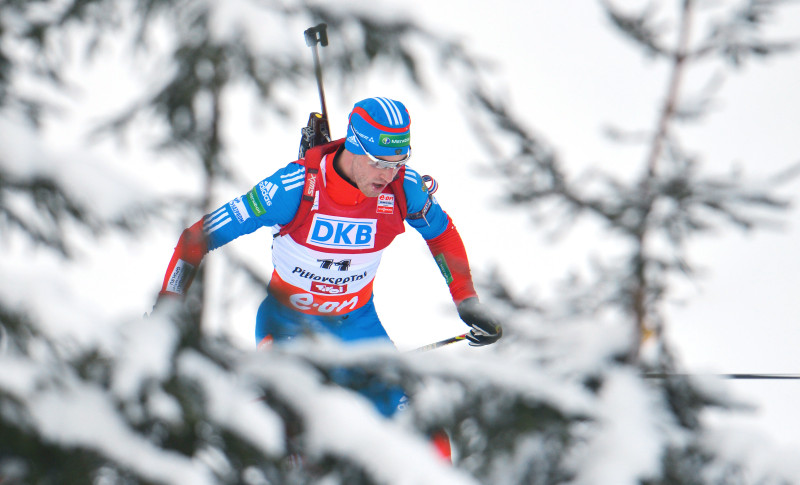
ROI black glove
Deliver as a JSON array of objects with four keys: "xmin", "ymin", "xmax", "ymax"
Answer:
[{"xmin": 457, "ymin": 298, "xmax": 502, "ymax": 347}]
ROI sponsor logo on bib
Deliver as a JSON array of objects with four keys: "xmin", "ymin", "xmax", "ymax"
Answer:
[
  {"xmin": 307, "ymin": 214, "xmax": 376, "ymax": 249},
  {"xmin": 311, "ymin": 282, "xmax": 347, "ymax": 294},
  {"xmin": 377, "ymin": 193, "xmax": 395, "ymax": 214}
]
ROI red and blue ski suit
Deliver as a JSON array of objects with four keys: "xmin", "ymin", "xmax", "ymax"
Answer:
[{"xmin": 160, "ymin": 139, "xmax": 478, "ymax": 417}]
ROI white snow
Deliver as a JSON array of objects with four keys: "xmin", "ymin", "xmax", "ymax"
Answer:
[
  {"xmin": 569, "ymin": 369, "xmax": 672, "ymax": 485},
  {"xmin": 31, "ymin": 386, "xmax": 216, "ymax": 485},
  {"xmin": 242, "ymin": 346, "xmax": 480, "ymax": 485},
  {"xmin": 0, "ymin": 351, "xmax": 217, "ymax": 484},
  {"xmin": 178, "ymin": 349, "xmax": 286, "ymax": 458}
]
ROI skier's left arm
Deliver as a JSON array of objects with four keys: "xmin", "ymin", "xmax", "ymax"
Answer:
[
  {"xmin": 403, "ymin": 168, "xmax": 502, "ymax": 346},
  {"xmin": 157, "ymin": 163, "xmax": 303, "ymax": 303}
]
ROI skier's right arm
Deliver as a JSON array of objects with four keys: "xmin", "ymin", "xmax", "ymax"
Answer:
[{"xmin": 157, "ymin": 163, "xmax": 305, "ymax": 300}]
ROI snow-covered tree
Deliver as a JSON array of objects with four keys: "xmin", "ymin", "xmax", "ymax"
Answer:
[
  {"xmin": 0, "ymin": 1, "xmax": 488, "ymax": 483},
  {"xmin": 2, "ymin": 0, "xmax": 800, "ymax": 484},
  {"xmin": 466, "ymin": 0, "xmax": 799, "ymax": 482}
]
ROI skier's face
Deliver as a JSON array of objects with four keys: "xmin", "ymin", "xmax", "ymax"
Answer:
[{"xmin": 351, "ymin": 154, "xmax": 403, "ymax": 197}]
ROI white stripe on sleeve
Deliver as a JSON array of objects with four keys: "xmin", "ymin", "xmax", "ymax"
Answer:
[{"xmin": 205, "ymin": 215, "xmax": 231, "ymax": 233}]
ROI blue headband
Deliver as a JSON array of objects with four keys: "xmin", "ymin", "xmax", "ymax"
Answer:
[{"xmin": 345, "ymin": 97, "xmax": 411, "ymax": 157}]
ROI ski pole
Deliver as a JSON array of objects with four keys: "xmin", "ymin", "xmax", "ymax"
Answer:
[
  {"xmin": 645, "ymin": 373, "xmax": 800, "ymax": 380},
  {"xmin": 411, "ymin": 333, "xmax": 469, "ymax": 353}
]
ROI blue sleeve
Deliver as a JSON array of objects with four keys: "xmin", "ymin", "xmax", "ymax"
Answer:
[
  {"xmin": 402, "ymin": 166, "xmax": 449, "ymax": 240},
  {"xmin": 204, "ymin": 162, "xmax": 305, "ymax": 251}
]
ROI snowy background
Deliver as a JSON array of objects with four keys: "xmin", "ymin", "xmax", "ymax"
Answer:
[{"xmin": 2, "ymin": 0, "xmax": 800, "ymax": 483}]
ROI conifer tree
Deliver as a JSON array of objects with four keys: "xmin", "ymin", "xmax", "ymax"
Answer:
[{"xmin": 461, "ymin": 0, "xmax": 798, "ymax": 482}]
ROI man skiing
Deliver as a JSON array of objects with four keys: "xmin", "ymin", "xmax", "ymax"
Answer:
[{"xmin": 156, "ymin": 96, "xmax": 502, "ymax": 418}]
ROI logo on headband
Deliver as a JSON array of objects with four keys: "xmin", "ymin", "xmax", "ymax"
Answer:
[
  {"xmin": 351, "ymin": 125, "xmax": 374, "ymax": 143},
  {"xmin": 379, "ymin": 134, "xmax": 410, "ymax": 148}
]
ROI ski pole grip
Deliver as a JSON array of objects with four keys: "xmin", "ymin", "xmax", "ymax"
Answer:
[{"xmin": 304, "ymin": 23, "xmax": 328, "ymax": 47}]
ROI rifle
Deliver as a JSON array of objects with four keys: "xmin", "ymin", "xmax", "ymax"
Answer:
[{"xmin": 298, "ymin": 23, "xmax": 332, "ymax": 158}]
